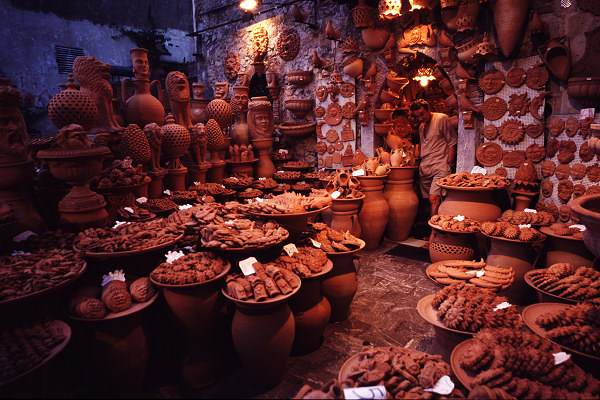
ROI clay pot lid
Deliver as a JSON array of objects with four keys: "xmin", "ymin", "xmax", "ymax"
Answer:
[
  {"xmin": 476, "ymin": 142, "xmax": 503, "ymax": 166},
  {"xmin": 506, "ymin": 67, "xmax": 526, "ymax": 87},
  {"xmin": 481, "ymin": 96, "xmax": 507, "ymax": 121},
  {"xmin": 478, "ymin": 69, "xmax": 505, "ymax": 94}
]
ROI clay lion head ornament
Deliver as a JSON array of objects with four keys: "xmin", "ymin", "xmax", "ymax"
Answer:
[{"xmin": 166, "ymin": 71, "xmax": 191, "ymax": 103}]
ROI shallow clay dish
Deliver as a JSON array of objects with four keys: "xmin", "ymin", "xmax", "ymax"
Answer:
[
  {"xmin": 481, "ymin": 96, "xmax": 507, "ymax": 121},
  {"xmin": 476, "ymin": 142, "xmax": 503, "ymax": 166},
  {"xmin": 417, "ymin": 294, "xmax": 475, "ymax": 336},
  {"xmin": 478, "ymin": 68, "xmax": 505, "ymax": 94},
  {"xmin": 74, "ymin": 234, "xmax": 184, "ymax": 259},
  {"xmin": 68, "ymin": 292, "xmax": 159, "ymax": 321},
  {"xmin": 506, "ymin": 67, "xmax": 526, "ymax": 87}
]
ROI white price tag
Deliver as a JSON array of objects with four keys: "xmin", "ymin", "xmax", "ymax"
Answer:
[
  {"xmin": 277, "ymin": 170, "xmax": 284, "ymax": 174},
  {"xmin": 493, "ymin": 301, "xmax": 512, "ymax": 311},
  {"xmin": 278, "ymin": 149, "xmax": 288, "ymax": 154},
  {"xmin": 344, "ymin": 386, "xmax": 387, "ymax": 400},
  {"xmin": 11, "ymin": 250, "xmax": 30, "ymax": 256},
  {"xmin": 475, "ymin": 270, "xmax": 485, "ymax": 277},
  {"xmin": 124, "ymin": 207, "xmax": 135, "ymax": 214},
  {"xmin": 122, "ymin": 158, "xmax": 133, "ymax": 168},
  {"xmin": 453, "ymin": 215, "xmax": 465, "ymax": 221},
  {"xmin": 163, "ymin": 189, "xmax": 171, "ymax": 195},
  {"xmin": 580, "ymin": 108, "xmax": 595, "ymax": 120},
  {"xmin": 112, "ymin": 221, "xmax": 129, "ymax": 229},
  {"xmin": 224, "ymin": 220, "xmax": 235, "ymax": 226},
  {"xmin": 165, "ymin": 250, "xmax": 185, "ymax": 264},
  {"xmin": 221, "ymin": 184, "xmax": 226, "ymax": 188},
  {"xmin": 12, "ymin": 231, "xmax": 36, "ymax": 243},
  {"xmin": 424, "ymin": 375, "xmax": 455, "ymax": 395},
  {"xmin": 255, "ymin": 197, "xmax": 264, "ymax": 202},
  {"xmin": 569, "ymin": 224, "xmax": 586, "ymax": 232},
  {"xmin": 259, "ymin": 177, "xmax": 266, "ymax": 180},
  {"xmin": 136, "ymin": 197, "xmax": 148, "ymax": 204},
  {"xmin": 102, "ymin": 269, "xmax": 126, "ymax": 286},
  {"xmin": 297, "ymin": 181, "xmax": 306, "ymax": 185},
  {"xmin": 331, "ymin": 190, "xmax": 341, "ymax": 199},
  {"xmin": 464, "ymin": 270, "xmax": 476, "ymax": 275},
  {"xmin": 179, "ymin": 204, "xmax": 192, "ymax": 210},
  {"xmin": 518, "ymin": 224, "xmax": 531, "ymax": 229},
  {"xmin": 471, "ymin": 166, "xmax": 487, "ymax": 175},
  {"xmin": 283, "ymin": 243, "xmax": 299, "ymax": 256},
  {"xmin": 352, "ymin": 169, "xmax": 365, "ymax": 177},
  {"xmin": 193, "ymin": 181, "xmax": 200, "ymax": 186},
  {"xmin": 524, "ymin": 208, "xmax": 537, "ymax": 213},
  {"xmin": 239, "ymin": 257, "xmax": 258, "ymax": 276},
  {"xmin": 310, "ymin": 238, "xmax": 321, "ymax": 248},
  {"xmin": 554, "ymin": 351, "xmax": 571, "ymax": 365},
  {"xmin": 183, "ymin": 246, "xmax": 196, "ymax": 253}
]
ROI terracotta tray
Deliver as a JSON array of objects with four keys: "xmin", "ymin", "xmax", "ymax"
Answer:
[
  {"xmin": 481, "ymin": 232, "xmax": 546, "ymax": 244},
  {"xmin": 522, "ymin": 302, "xmax": 600, "ymax": 361},
  {"xmin": 150, "ymin": 261, "xmax": 231, "ymax": 289},
  {"xmin": 199, "ymin": 231, "xmax": 289, "ymax": 253},
  {"xmin": 299, "ymin": 259, "xmax": 333, "ymax": 280},
  {"xmin": 248, "ymin": 205, "xmax": 329, "ymax": 219},
  {"xmin": 539, "ymin": 226, "xmax": 584, "ymax": 242},
  {"xmin": 323, "ymin": 238, "xmax": 365, "ymax": 256},
  {"xmin": 0, "ymin": 320, "xmax": 71, "ymax": 387},
  {"xmin": 67, "ymin": 291, "xmax": 159, "ymax": 322},
  {"xmin": 437, "ymin": 183, "xmax": 508, "ymax": 192},
  {"xmin": 449, "ymin": 339, "xmax": 482, "ymax": 390},
  {"xmin": 417, "ymin": 294, "xmax": 475, "ymax": 337},
  {"xmin": 523, "ymin": 270, "xmax": 578, "ymax": 305},
  {"xmin": 73, "ymin": 233, "xmax": 184, "ymax": 259},
  {"xmin": 428, "ymin": 220, "xmax": 479, "ymax": 234},
  {"xmin": 221, "ymin": 272, "xmax": 301, "ymax": 309}
]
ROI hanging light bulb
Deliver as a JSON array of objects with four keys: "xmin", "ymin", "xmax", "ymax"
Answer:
[
  {"xmin": 240, "ymin": 0, "xmax": 258, "ymax": 11},
  {"xmin": 414, "ymin": 67, "xmax": 435, "ymax": 87},
  {"xmin": 379, "ymin": 0, "xmax": 403, "ymax": 19}
]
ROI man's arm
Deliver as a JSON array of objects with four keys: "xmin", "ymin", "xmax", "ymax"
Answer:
[{"xmin": 447, "ymin": 144, "xmax": 457, "ymax": 166}]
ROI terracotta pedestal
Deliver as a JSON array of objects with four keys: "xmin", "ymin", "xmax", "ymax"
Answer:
[
  {"xmin": 208, "ymin": 159, "xmax": 226, "ymax": 184},
  {"xmin": 511, "ymin": 189, "xmax": 537, "ymax": 212},
  {"xmin": 384, "ymin": 167, "xmax": 418, "ymax": 242},
  {"xmin": 429, "ymin": 227, "xmax": 478, "ymax": 263},
  {"xmin": 187, "ymin": 163, "xmax": 211, "ymax": 186},
  {"xmin": 96, "ymin": 182, "xmax": 144, "ymax": 225},
  {"xmin": 164, "ymin": 166, "xmax": 188, "ymax": 191},
  {"xmin": 226, "ymin": 159, "xmax": 257, "ymax": 177},
  {"xmin": 251, "ymin": 139, "xmax": 276, "ymax": 178},
  {"xmin": 357, "ymin": 175, "xmax": 389, "ymax": 251},
  {"xmin": 438, "ymin": 185, "xmax": 504, "ymax": 222},
  {"xmin": 329, "ymin": 196, "xmax": 364, "ymax": 238},
  {"xmin": 146, "ymin": 169, "xmax": 168, "ymax": 199}
]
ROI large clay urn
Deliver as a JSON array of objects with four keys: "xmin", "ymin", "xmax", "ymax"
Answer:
[
  {"xmin": 121, "ymin": 79, "xmax": 165, "ymax": 127},
  {"xmin": 384, "ymin": 166, "xmax": 418, "ymax": 242},
  {"xmin": 493, "ymin": 0, "xmax": 530, "ymax": 57},
  {"xmin": 437, "ymin": 184, "xmax": 504, "ymax": 222},
  {"xmin": 357, "ymin": 175, "xmax": 389, "ymax": 251},
  {"xmin": 321, "ymin": 239, "xmax": 365, "ymax": 322},
  {"xmin": 571, "ymin": 194, "xmax": 600, "ymax": 258},
  {"xmin": 329, "ymin": 196, "xmax": 364, "ymax": 238},
  {"xmin": 539, "ymin": 226, "xmax": 594, "ymax": 268},
  {"xmin": 485, "ymin": 235, "xmax": 543, "ymax": 305},
  {"xmin": 429, "ymin": 227, "xmax": 478, "ymax": 263}
]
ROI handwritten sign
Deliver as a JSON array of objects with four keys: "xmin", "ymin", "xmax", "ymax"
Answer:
[
  {"xmin": 239, "ymin": 257, "xmax": 258, "ymax": 276},
  {"xmin": 471, "ymin": 166, "xmax": 487, "ymax": 175},
  {"xmin": 344, "ymin": 385, "xmax": 387, "ymax": 400},
  {"xmin": 310, "ymin": 238, "xmax": 322, "ymax": 248},
  {"xmin": 283, "ymin": 243, "xmax": 299, "ymax": 256}
]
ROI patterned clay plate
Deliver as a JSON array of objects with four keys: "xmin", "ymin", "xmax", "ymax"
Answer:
[
  {"xmin": 506, "ymin": 67, "xmax": 526, "ymax": 87},
  {"xmin": 325, "ymin": 103, "xmax": 343, "ymax": 126},
  {"xmin": 478, "ymin": 68, "xmax": 505, "ymax": 94},
  {"xmin": 476, "ymin": 142, "xmax": 503, "ymax": 166},
  {"xmin": 417, "ymin": 294, "xmax": 475, "ymax": 336},
  {"xmin": 315, "ymin": 106, "xmax": 325, "ymax": 118},
  {"xmin": 525, "ymin": 64, "xmax": 549, "ymax": 90},
  {"xmin": 326, "ymin": 128, "xmax": 339, "ymax": 143},
  {"xmin": 481, "ymin": 96, "xmax": 507, "ymax": 121},
  {"xmin": 483, "ymin": 124, "xmax": 498, "ymax": 140}
]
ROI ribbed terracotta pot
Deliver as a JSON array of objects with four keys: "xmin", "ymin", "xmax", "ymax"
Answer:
[
  {"xmin": 494, "ymin": 0, "xmax": 531, "ymax": 57},
  {"xmin": 429, "ymin": 227, "xmax": 478, "ymax": 263},
  {"xmin": 384, "ymin": 167, "xmax": 418, "ymax": 242},
  {"xmin": 570, "ymin": 193, "xmax": 600, "ymax": 258},
  {"xmin": 357, "ymin": 175, "xmax": 389, "ymax": 251}
]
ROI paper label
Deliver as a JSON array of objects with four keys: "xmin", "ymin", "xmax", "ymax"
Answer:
[
  {"xmin": 524, "ymin": 208, "xmax": 537, "ymax": 213},
  {"xmin": 102, "ymin": 269, "xmax": 126, "ymax": 286},
  {"xmin": 493, "ymin": 301, "xmax": 512, "ymax": 311},
  {"xmin": 224, "ymin": 220, "xmax": 235, "ymax": 226},
  {"xmin": 464, "ymin": 270, "xmax": 476, "ymax": 275},
  {"xmin": 183, "ymin": 246, "xmax": 196, "ymax": 253},
  {"xmin": 553, "ymin": 352, "xmax": 571, "ymax": 365},
  {"xmin": 165, "ymin": 250, "xmax": 185, "ymax": 264},
  {"xmin": 453, "ymin": 215, "xmax": 465, "ymax": 221},
  {"xmin": 179, "ymin": 204, "xmax": 192, "ymax": 210},
  {"xmin": 344, "ymin": 386, "xmax": 387, "ymax": 400},
  {"xmin": 113, "ymin": 221, "xmax": 129, "ymax": 229},
  {"xmin": 476, "ymin": 270, "xmax": 485, "ymax": 277},
  {"xmin": 11, "ymin": 250, "xmax": 31, "ymax": 256},
  {"xmin": 331, "ymin": 190, "xmax": 341, "ymax": 199},
  {"xmin": 124, "ymin": 207, "xmax": 135, "ymax": 214},
  {"xmin": 193, "ymin": 181, "xmax": 200, "ymax": 186},
  {"xmin": 518, "ymin": 224, "xmax": 531, "ymax": 229},
  {"xmin": 277, "ymin": 170, "xmax": 284, "ymax": 174},
  {"xmin": 423, "ymin": 375, "xmax": 455, "ymax": 395},
  {"xmin": 580, "ymin": 108, "xmax": 595, "ymax": 120},
  {"xmin": 239, "ymin": 257, "xmax": 258, "ymax": 276},
  {"xmin": 352, "ymin": 169, "xmax": 365, "ymax": 177},
  {"xmin": 12, "ymin": 230, "xmax": 36, "ymax": 243},
  {"xmin": 122, "ymin": 158, "xmax": 132, "ymax": 168},
  {"xmin": 259, "ymin": 177, "xmax": 266, "ymax": 180},
  {"xmin": 471, "ymin": 166, "xmax": 487, "ymax": 175},
  {"xmin": 278, "ymin": 149, "xmax": 288, "ymax": 154},
  {"xmin": 255, "ymin": 197, "xmax": 264, "ymax": 202},
  {"xmin": 136, "ymin": 197, "xmax": 148, "ymax": 204},
  {"xmin": 283, "ymin": 243, "xmax": 299, "ymax": 256},
  {"xmin": 310, "ymin": 238, "xmax": 321, "ymax": 248},
  {"xmin": 297, "ymin": 181, "xmax": 306, "ymax": 185},
  {"xmin": 569, "ymin": 224, "xmax": 586, "ymax": 232},
  {"xmin": 163, "ymin": 189, "xmax": 171, "ymax": 195},
  {"xmin": 221, "ymin": 184, "xmax": 226, "ymax": 188}
]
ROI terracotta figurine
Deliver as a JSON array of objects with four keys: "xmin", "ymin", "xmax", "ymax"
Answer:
[
  {"xmin": 248, "ymin": 97, "xmax": 274, "ymax": 141},
  {"xmin": 192, "ymin": 82, "xmax": 206, "ymax": 100},
  {"xmin": 143, "ymin": 122, "xmax": 164, "ymax": 171},
  {"xmin": 131, "ymin": 47, "xmax": 150, "ymax": 79},
  {"xmin": 189, "ymin": 122, "xmax": 208, "ymax": 165},
  {"xmin": 56, "ymin": 124, "xmax": 93, "ymax": 149},
  {"xmin": 165, "ymin": 71, "xmax": 193, "ymax": 129},
  {"xmin": 214, "ymin": 81, "xmax": 230, "ymax": 100}
]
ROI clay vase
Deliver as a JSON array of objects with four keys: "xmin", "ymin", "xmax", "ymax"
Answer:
[
  {"xmin": 231, "ymin": 114, "xmax": 250, "ymax": 146},
  {"xmin": 329, "ymin": 196, "xmax": 364, "ymax": 238},
  {"xmin": 570, "ymin": 193, "xmax": 600, "ymax": 258},
  {"xmin": 321, "ymin": 239, "xmax": 365, "ymax": 322},
  {"xmin": 429, "ymin": 228, "xmax": 478, "ymax": 263},
  {"xmin": 122, "ymin": 78, "xmax": 165, "ymax": 127},
  {"xmin": 289, "ymin": 265, "xmax": 332, "ymax": 355},
  {"xmin": 357, "ymin": 176, "xmax": 389, "ymax": 251},
  {"xmin": 361, "ymin": 27, "xmax": 390, "ymax": 50},
  {"xmin": 384, "ymin": 167, "xmax": 418, "ymax": 242},
  {"xmin": 494, "ymin": 0, "xmax": 531, "ymax": 57},
  {"xmin": 541, "ymin": 228, "xmax": 594, "ymax": 268},
  {"xmin": 485, "ymin": 236, "xmax": 543, "ymax": 305},
  {"xmin": 231, "ymin": 302, "xmax": 296, "ymax": 388},
  {"xmin": 438, "ymin": 186, "xmax": 503, "ymax": 222}
]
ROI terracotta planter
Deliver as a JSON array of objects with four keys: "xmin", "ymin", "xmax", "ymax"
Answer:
[
  {"xmin": 373, "ymin": 123, "xmax": 394, "ymax": 137},
  {"xmin": 122, "ymin": 78, "xmax": 165, "ymax": 127},
  {"xmin": 567, "ymin": 77, "xmax": 600, "ymax": 106},
  {"xmin": 429, "ymin": 227, "xmax": 478, "ymax": 263},
  {"xmin": 225, "ymin": 159, "xmax": 257, "ymax": 177},
  {"xmin": 284, "ymin": 98, "xmax": 314, "ymax": 119},
  {"xmin": 570, "ymin": 194, "xmax": 600, "ymax": 258},
  {"xmin": 278, "ymin": 122, "xmax": 316, "ymax": 137},
  {"xmin": 485, "ymin": 235, "xmax": 543, "ymax": 305},
  {"xmin": 351, "ymin": 0, "xmax": 376, "ymax": 28},
  {"xmin": 539, "ymin": 226, "xmax": 594, "ymax": 268},
  {"xmin": 357, "ymin": 175, "xmax": 389, "ymax": 251},
  {"xmin": 190, "ymin": 99, "xmax": 209, "ymax": 124},
  {"xmin": 329, "ymin": 196, "xmax": 364, "ymax": 238},
  {"xmin": 511, "ymin": 189, "xmax": 537, "ymax": 212},
  {"xmin": 361, "ymin": 28, "xmax": 390, "ymax": 50},
  {"xmin": 286, "ymin": 71, "xmax": 313, "ymax": 86},
  {"xmin": 374, "ymin": 108, "xmax": 395, "ymax": 122},
  {"xmin": 321, "ymin": 239, "xmax": 365, "ymax": 322},
  {"xmin": 252, "ymin": 138, "xmax": 276, "ymax": 178},
  {"xmin": 384, "ymin": 167, "xmax": 418, "ymax": 242},
  {"xmin": 342, "ymin": 56, "xmax": 363, "ymax": 79},
  {"xmin": 438, "ymin": 184, "xmax": 503, "ymax": 222},
  {"xmin": 494, "ymin": 0, "xmax": 530, "ymax": 57}
]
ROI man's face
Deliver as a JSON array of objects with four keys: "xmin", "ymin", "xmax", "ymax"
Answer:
[
  {"xmin": 411, "ymin": 106, "xmax": 431, "ymax": 124},
  {"xmin": 192, "ymin": 84, "xmax": 205, "ymax": 99}
]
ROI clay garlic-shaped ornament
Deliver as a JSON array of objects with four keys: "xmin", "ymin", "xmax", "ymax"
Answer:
[
  {"xmin": 48, "ymin": 74, "xmax": 99, "ymax": 131},
  {"xmin": 143, "ymin": 123, "xmax": 164, "ymax": 172},
  {"xmin": 165, "ymin": 71, "xmax": 193, "ymax": 129},
  {"xmin": 161, "ymin": 113, "xmax": 191, "ymax": 169}
]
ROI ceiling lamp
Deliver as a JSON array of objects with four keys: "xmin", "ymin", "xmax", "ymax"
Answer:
[
  {"xmin": 240, "ymin": 0, "xmax": 258, "ymax": 11},
  {"xmin": 379, "ymin": 0, "xmax": 403, "ymax": 19},
  {"xmin": 414, "ymin": 67, "xmax": 435, "ymax": 87}
]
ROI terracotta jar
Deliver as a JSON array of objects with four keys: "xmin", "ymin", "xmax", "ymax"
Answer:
[
  {"xmin": 384, "ymin": 167, "xmax": 418, "ymax": 242},
  {"xmin": 146, "ymin": 169, "xmax": 168, "ymax": 199},
  {"xmin": 485, "ymin": 235, "xmax": 543, "ymax": 305},
  {"xmin": 122, "ymin": 78, "xmax": 165, "ymax": 127},
  {"xmin": 540, "ymin": 226, "xmax": 594, "ymax": 268},
  {"xmin": 438, "ymin": 185, "xmax": 503, "ymax": 222},
  {"xmin": 494, "ymin": 0, "xmax": 530, "ymax": 57},
  {"xmin": 429, "ymin": 228, "xmax": 478, "ymax": 263},
  {"xmin": 329, "ymin": 196, "xmax": 364, "ymax": 238},
  {"xmin": 321, "ymin": 240, "xmax": 365, "ymax": 322},
  {"xmin": 570, "ymin": 193, "xmax": 600, "ymax": 258},
  {"xmin": 357, "ymin": 175, "xmax": 389, "ymax": 251}
]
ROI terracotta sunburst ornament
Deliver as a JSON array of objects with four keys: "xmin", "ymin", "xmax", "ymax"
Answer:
[
  {"xmin": 478, "ymin": 69, "xmax": 505, "ymax": 94},
  {"xmin": 526, "ymin": 123, "xmax": 544, "ymax": 138},
  {"xmin": 476, "ymin": 142, "xmax": 503, "ymax": 166},
  {"xmin": 499, "ymin": 118, "xmax": 525, "ymax": 145},
  {"xmin": 325, "ymin": 103, "xmax": 343, "ymax": 126},
  {"xmin": 483, "ymin": 124, "xmax": 498, "ymax": 140},
  {"xmin": 525, "ymin": 64, "xmax": 549, "ymax": 90},
  {"xmin": 508, "ymin": 93, "xmax": 530, "ymax": 117},
  {"xmin": 506, "ymin": 68, "xmax": 526, "ymax": 87},
  {"xmin": 481, "ymin": 96, "xmax": 507, "ymax": 121}
]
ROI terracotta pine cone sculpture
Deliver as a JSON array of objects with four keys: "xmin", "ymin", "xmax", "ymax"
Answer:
[
  {"xmin": 121, "ymin": 124, "xmax": 151, "ymax": 166},
  {"xmin": 206, "ymin": 118, "xmax": 225, "ymax": 152}
]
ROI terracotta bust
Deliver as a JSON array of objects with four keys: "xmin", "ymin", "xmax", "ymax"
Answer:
[
  {"xmin": 248, "ymin": 97, "xmax": 274, "ymax": 140},
  {"xmin": 72, "ymin": 56, "xmax": 122, "ymax": 133},
  {"xmin": 130, "ymin": 48, "xmax": 150, "ymax": 80},
  {"xmin": 0, "ymin": 81, "xmax": 29, "ymax": 163},
  {"xmin": 189, "ymin": 123, "xmax": 208, "ymax": 165},
  {"xmin": 165, "ymin": 71, "xmax": 193, "ymax": 129},
  {"xmin": 214, "ymin": 81, "xmax": 230, "ymax": 100},
  {"xmin": 223, "ymin": 51, "xmax": 240, "ymax": 81},
  {"xmin": 143, "ymin": 122, "xmax": 164, "ymax": 171},
  {"xmin": 192, "ymin": 82, "xmax": 206, "ymax": 100},
  {"xmin": 230, "ymin": 87, "xmax": 249, "ymax": 115}
]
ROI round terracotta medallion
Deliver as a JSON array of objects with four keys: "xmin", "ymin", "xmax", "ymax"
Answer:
[
  {"xmin": 326, "ymin": 128, "xmax": 339, "ymax": 143},
  {"xmin": 565, "ymin": 117, "xmax": 579, "ymax": 137},
  {"xmin": 481, "ymin": 96, "xmax": 507, "ymax": 121},
  {"xmin": 506, "ymin": 67, "xmax": 526, "ymax": 87},
  {"xmin": 315, "ymin": 86, "xmax": 327, "ymax": 102},
  {"xmin": 503, "ymin": 151, "xmax": 525, "ymax": 168},
  {"xmin": 554, "ymin": 164, "xmax": 571, "ymax": 180},
  {"xmin": 526, "ymin": 123, "xmax": 544, "ymax": 138},
  {"xmin": 570, "ymin": 163, "xmax": 586, "ymax": 180},
  {"xmin": 525, "ymin": 143, "xmax": 546, "ymax": 163},
  {"xmin": 315, "ymin": 106, "xmax": 325, "ymax": 118},
  {"xmin": 341, "ymin": 102, "xmax": 356, "ymax": 119},
  {"xmin": 495, "ymin": 167, "xmax": 507, "ymax": 177},
  {"xmin": 478, "ymin": 69, "xmax": 505, "ymax": 94},
  {"xmin": 277, "ymin": 28, "xmax": 300, "ymax": 61},
  {"xmin": 541, "ymin": 160, "xmax": 555, "ymax": 178},
  {"xmin": 483, "ymin": 124, "xmax": 498, "ymax": 140},
  {"xmin": 327, "ymin": 144, "xmax": 335, "ymax": 154},
  {"xmin": 316, "ymin": 141, "xmax": 327, "ymax": 155},
  {"xmin": 525, "ymin": 64, "xmax": 549, "ymax": 90},
  {"xmin": 334, "ymin": 140, "xmax": 344, "ymax": 151},
  {"xmin": 325, "ymin": 103, "xmax": 343, "ymax": 126},
  {"xmin": 340, "ymin": 82, "xmax": 355, "ymax": 98},
  {"xmin": 476, "ymin": 142, "xmax": 503, "ymax": 166},
  {"xmin": 499, "ymin": 118, "xmax": 525, "ymax": 145}
]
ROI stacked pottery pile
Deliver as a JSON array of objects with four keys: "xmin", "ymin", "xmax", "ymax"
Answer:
[{"xmin": 323, "ymin": 169, "xmax": 364, "ymax": 237}]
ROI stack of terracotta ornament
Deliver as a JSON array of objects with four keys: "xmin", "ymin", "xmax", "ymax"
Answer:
[
  {"xmin": 199, "ymin": 219, "xmax": 288, "ymax": 249},
  {"xmin": 427, "ymin": 260, "xmax": 515, "ymax": 291},
  {"xmin": 309, "ymin": 222, "xmax": 363, "ymax": 253},
  {"xmin": 324, "ymin": 169, "xmax": 363, "ymax": 199},
  {"xmin": 525, "ymin": 263, "xmax": 600, "ymax": 303},
  {"xmin": 224, "ymin": 263, "xmax": 299, "ymax": 301},
  {"xmin": 429, "ymin": 214, "xmax": 481, "ymax": 232},
  {"xmin": 242, "ymin": 191, "xmax": 331, "ymax": 214},
  {"xmin": 480, "ymin": 221, "xmax": 545, "ymax": 242},
  {"xmin": 150, "ymin": 251, "xmax": 229, "ymax": 285},
  {"xmin": 498, "ymin": 209, "xmax": 556, "ymax": 226},
  {"xmin": 438, "ymin": 172, "xmax": 509, "ymax": 188}
]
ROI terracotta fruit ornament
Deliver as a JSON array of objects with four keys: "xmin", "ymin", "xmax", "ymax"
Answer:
[
  {"xmin": 121, "ymin": 124, "xmax": 151, "ymax": 166},
  {"xmin": 206, "ymin": 99, "xmax": 232, "ymax": 131},
  {"xmin": 161, "ymin": 113, "xmax": 191, "ymax": 169},
  {"xmin": 48, "ymin": 74, "xmax": 99, "ymax": 130},
  {"xmin": 206, "ymin": 118, "xmax": 225, "ymax": 153}
]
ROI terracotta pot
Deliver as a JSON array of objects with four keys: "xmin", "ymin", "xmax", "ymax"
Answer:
[
  {"xmin": 384, "ymin": 167, "xmax": 418, "ymax": 242},
  {"xmin": 321, "ymin": 240, "xmax": 365, "ymax": 322},
  {"xmin": 284, "ymin": 98, "xmax": 314, "ymax": 119},
  {"xmin": 357, "ymin": 175, "xmax": 389, "ymax": 251},
  {"xmin": 231, "ymin": 120, "xmax": 250, "ymax": 146},
  {"xmin": 95, "ymin": 181, "xmax": 144, "ymax": 225},
  {"xmin": 122, "ymin": 78, "xmax": 165, "ymax": 127},
  {"xmin": 191, "ymin": 99, "xmax": 209, "ymax": 124},
  {"xmin": 429, "ymin": 228, "xmax": 478, "ymax": 263},
  {"xmin": 485, "ymin": 235, "xmax": 543, "ymax": 305},
  {"xmin": 456, "ymin": 36, "xmax": 479, "ymax": 64},
  {"xmin": 540, "ymin": 226, "xmax": 594, "ymax": 268},
  {"xmin": 494, "ymin": 0, "xmax": 530, "ymax": 57},
  {"xmin": 251, "ymin": 138, "xmax": 276, "ymax": 178},
  {"xmin": 187, "ymin": 163, "xmax": 211, "ymax": 186},
  {"xmin": 146, "ymin": 169, "xmax": 167, "ymax": 199},
  {"xmin": 342, "ymin": 56, "xmax": 363, "ymax": 79},
  {"xmin": 278, "ymin": 122, "xmax": 316, "ymax": 137},
  {"xmin": 225, "ymin": 159, "xmax": 257, "ymax": 178},
  {"xmin": 438, "ymin": 185, "xmax": 503, "ymax": 222},
  {"xmin": 570, "ymin": 194, "xmax": 600, "ymax": 258},
  {"xmin": 231, "ymin": 302, "xmax": 295, "ymax": 388},
  {"xmin": 361, "ymin": 27, "xmax": 390, "ymax": 50},
  {"xmin": 511, "ymin": 189, "xmax": 537, "ymax": 212},
  {"xmin": 329, "ymin": 196, "xmax": 364, "ymax": 238},
  {"xmin": 373, "ymin": 123, "xmax": 394, "ymax": 137},
  {"xmin": 286, "ymin": 71, "xmax": 313, "ymax": 86}
]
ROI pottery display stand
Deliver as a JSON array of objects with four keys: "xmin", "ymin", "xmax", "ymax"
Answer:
[
  {"xmin": 164, "ymin": 166, "xmax": 188, "ymax": 191},
  {"xmin": 252, "ymin": 138, "xmax": 276, "ymax": 178},
  {"xmin": 429, "ymin": 225, "xmax": 478, "ymax": 263},
  {"xmin": 329, "ymin": 196, "xmax": 364, "ymax": 238},
  {"xmin": 511, "ymin": 188, "xmax": 537, "ymax": 212},
  {"xmin": 187, "ymin": 163, "xmax": 211, "ymax": 186},
  {"xmin": 571, "ymin": 194, "xmax": 600, "ymax": 259},
  {"xmin": 384, "ymin": 167, "xmax": 418, "ymax": 242},
  {"xmin": 95, "ymin": 181, "xmax": 145, "ymax": 225},
  {"xmin": 289, "ymin": 261, "xmax": 333, "ymax": 355},
  {"xmin": 225, "ymin": 159, "xmax": 257, "ymax": 177},
  {"xmin": 146, "ymin": 169, "xmax": 168, "ymax": 199},
  {"xmin": 151, "ymin": 264, "xmax": 230, "ymax": 389},
  {"xmin": 321, "ymin": 239, "xmax": 365, "ymax": 322},
  {"xmin": 485, "ymin": 235, "xmax": 543, "ymax": 305},
  {"xmin": 438, "ymin": 184, "xmax": 504, "ymax": 222},
  {"xmin": 357, "ymin": 175, "xmax": 389, "ymax": 251},
  {"xmin": 539, "ymin": 226, "xmax": 595, "ymax": 268}
]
